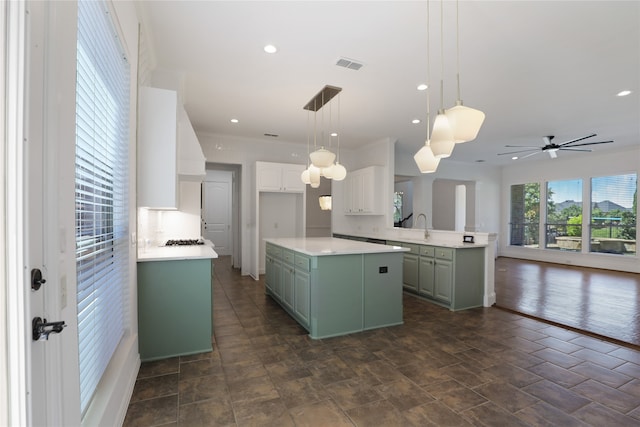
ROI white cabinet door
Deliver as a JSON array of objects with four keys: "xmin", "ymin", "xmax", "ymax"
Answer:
[
  {"xmin": 343, "ymin": 166, "xmax": 383, "ymax": 215},
  {"xmin": 138, "ymin": 87, "xmax": 179, "ymax": 208},
  {"xmin": 256, "ymin": 162, "xmax": 305, "ymax": 192},
  {"xmin": 281, "ymin": 166, "xmax": 305, "ymax": 192}
]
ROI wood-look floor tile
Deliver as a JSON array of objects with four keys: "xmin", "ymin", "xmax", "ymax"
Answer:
[
  {"xmin": 472, "ymin": 380, "xmax": 539, "ymax": 413},
  {"xmin": 232, "ymin": 397, "xmax": 294, "ymax": 426},
  {"xmin": 123, "ymin": 395, "xmax": 177, "ymax": 427},
  {"xmin": 288, "ymin": 399, "xmax": 354, "ymax": 427},
  {"xmin": 523, "ymin": 380, "xmax": 591, "ymax": 413},
  {"xmin": 462, "ymin": 402, "xmax": 531, "ymax": 427},
  {"xmin": 433, "ymin": 385, "xmax": 488, "ymax": 412},
  {"xmin": 527, "ymin": 362, "xmax": 588, "ymax": 388},
  {"xmin": 375, "ymin": 377, "xmax": 434, "ymax": 411},
  {"xmin": 572, "ymin": 402, "xmax": 640, "ymax": 426},
  {"xmin": 511, "ymin": 326, "xmax": 549, "ymax": 342},
  {"xmin": 482, "ymin": 363, "xmax": 542, "ymax": 388},
  {"xmin": 178, "ymin": 398, "xmax": 235, "ymax": 427},
  {"xmin": 572, "ymin": 348, "xmax": 626, "ymax": 369},
  {"xmin": 609, "ymin": 347, "xmax": 640, "ymax": 365},
  {"xmin": 615, "ymin": 362, "xmax": 640, "ymax": 378},
  {"xmin": 571, "ymin": 379, "xmax": 639, "ymax": 413},
  {"xmin": 619, "ymin": 378, "xmax": 640, "ymax": 398},
  {"xmin": 401, "ymin": 400, "xmax": 473, "ymax": 427},
  {"xmin": 275, "ymin": 376, "xmax": 329, "ymax": 409},
  {"xmin": 439, "ymin": 363, "xmax": 489, "ymax": 388},
  {"xmin": 570, "ymin": 362, "xmax": 633, "ymax": 388},
  {"xmin": 497, "ymin": 349, "xmax": 545, "ymax": 369},
  {"xmin": 345, "ymin": 399, "xmax": 405, "ymax": 427},
  {"xmin": 569, "ymin": 336, "xmax": 621, "ymax": 354},
  {"xmin": 514, "ymin": 401, "xmax": 589, "ymax": 427},
  {"xmin": 536, "ymin": 336, "xmax": 584, "ymax": 354},
  {"xmin": 178, "ymin": 375, "xmax": 229, "ymax": 405},
  {"xmin": 532, "ymin": 347, "xmax": 583, "ymax": 369}
]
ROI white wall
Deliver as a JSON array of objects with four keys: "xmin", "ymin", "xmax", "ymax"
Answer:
[{"xmin": 500, "ymin": 146, "xmax": 639, "ymax": 273}]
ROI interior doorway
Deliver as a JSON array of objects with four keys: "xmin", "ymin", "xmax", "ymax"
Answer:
[{"xmin": 204, "ymin": 163, "xmax": 241, "ymax": 267}]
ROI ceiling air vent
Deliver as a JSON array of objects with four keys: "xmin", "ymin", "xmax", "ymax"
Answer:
[
  {"xmin": 264, "ymin": 133, "xmax": 279, "ymax": 138},
  {"xmin": 336, "ymin": 57, "xmax": 363, "ymax": 71}
]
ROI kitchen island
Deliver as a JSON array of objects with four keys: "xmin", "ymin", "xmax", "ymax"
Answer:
[
  {"xmin": 264, "ymin": 237, "xmax": 408, "ymax": 339},
  {"xmin": 137, "ymin": 242, "xmax": 218, "ymax": 361}
]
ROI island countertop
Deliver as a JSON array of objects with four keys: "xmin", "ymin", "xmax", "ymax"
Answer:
[
  {"xmin": 138, "ymin": 240, "xmax": 218, "ymax": 262},
  {"xmin": 264, "ymin": 237, "xmax": 409, "ymax": 256}
]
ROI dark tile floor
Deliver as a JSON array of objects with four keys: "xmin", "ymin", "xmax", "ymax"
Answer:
[{"xmin": 124, "ymin": 256, "xmax": 640, "ymax": 426}]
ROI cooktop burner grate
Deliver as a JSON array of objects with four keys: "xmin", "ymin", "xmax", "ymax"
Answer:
[{"xmin": 165, "ymin": 239, "xmax": 205, "ymax": 246}]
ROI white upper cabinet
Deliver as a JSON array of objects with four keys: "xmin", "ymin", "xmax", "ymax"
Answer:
[
  {"xmin": 343, "ymin": 166, "xmax": 384, "ymax": 215},
  {"xmin": 177, "ymin": 104, "xmax": 206, "ymax": 181},
  {"xmin": 256, "ymin": 161, "xmax": 306, "ymax": 193},
  {"xmin": 138, "ymin": 86, "xmax": 179, "ymax": 209},
  {"xmin": 137, "ymin": 87, "xmax": 206, "ymax": 209}
]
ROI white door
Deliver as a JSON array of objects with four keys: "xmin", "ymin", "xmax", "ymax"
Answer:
[{"xmin": 203, "ymin": 171, "xmax": 233, "ymax": 256}]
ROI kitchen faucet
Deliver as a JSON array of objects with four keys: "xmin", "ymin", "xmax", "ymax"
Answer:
[{"xmin": 415, "ymin": 213, "xmax": 429, "ymax": 239}]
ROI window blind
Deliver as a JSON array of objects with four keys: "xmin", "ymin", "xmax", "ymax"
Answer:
[{"xmin": 75, "ymin": 0, "xmax": 130, "ymax": 414}]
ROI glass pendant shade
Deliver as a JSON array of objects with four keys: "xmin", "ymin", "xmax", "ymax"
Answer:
[
  {"xmin": 429, "ymin": 113, "xmax": 455, "ymax": 158},
  {"xmin": 322, "ymin": 164, "xmax": 334, "ymax": 179},
  {"xmin": 413, "ymin": 141, "xmax": 440, "ymax": 173},
  {"xmin": 309, "ymin": 147, "xmax": 336, "ymax": 168},
  {"xmin": 445, "ymin": 102, "xmax": 485, "ymax": 143},
  {"xmin": 300, "ymin": 168, "xmax": 311, "ymax": 184},
  {"xmin": 309, "ymin": 165, "xmax": 321, "ymax": 188},
  {"xmin": 318, "ymin": 195, "xmax": 332, "ymax": 210},
  {"xmin": 331, "ymin": 162, "xmax": 347, "ymax": 181}
]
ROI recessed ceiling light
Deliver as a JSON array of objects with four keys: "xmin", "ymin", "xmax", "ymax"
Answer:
[
  {"xmin": 617, "ymin": 90, "xmax": 632, "ymax": 97},
  {"xmin": 417, "ymin": 84, "xmax": 428, "ymax": 91},
  {"xmin": 264, "ymin": 44, "xmax": 277, "ymax": 54},
  {"xmin": 511, "ymin": 156, "xmax": 518, "ymax": 160},
  {"xmin": 331, "ymin": 132, "xmax": 338, "ymax": 137},
  {"xmin": 230, "ymin": 118, "xmax": 239, "ymax": 123},
  {"xmin": 412, "ymin": 119, "xmax": 421, "ymax": 124}
]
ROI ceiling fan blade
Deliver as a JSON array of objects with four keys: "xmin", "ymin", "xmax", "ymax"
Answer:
[
  {"xmin": 549, "ymin": 150, "xmax": 558, "ymax": 158},
  {"xmin": 519, "ymin": 151, "xmax": 542, "ymax": 159},
  {"xmin": 558, "ymin": 133, "xmax": 597, "ymax": 147},
  {"xmin": 504, "ymin": 145, "xmax": 542, "ymax": 148},
  {"xmin": 563, "ymin": 140, "xmax": 613, "ymax": 148},
  {"xmin": 558, "ymin": 148, "xmax": 592, "ymax": 152},
  {"xmin": 497, "ymin": 148, "xmax": 539, "ymax": 156}
]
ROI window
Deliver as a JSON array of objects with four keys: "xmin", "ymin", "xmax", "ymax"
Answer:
[
  {"xmin": 590, "ymin": 174, "xmax": 637, "ymax": 255},
  {"xmin": 510, "ymin": 183, "xmax": 540, "ymax": 247},
  {"xmin": 546, "ymin": 179, "xmax": 583, "ymax": 251},
  {"xmin": 75, "ymin": 0, "xmax": 130, "ymax": 415},
  {"xmin": 393, "ymin": 191, "xmax": 403, "ymax": 226}
]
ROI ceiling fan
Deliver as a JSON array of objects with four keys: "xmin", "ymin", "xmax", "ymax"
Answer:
[{"xmin": 498, "ymin": 134, "xmax": 614, "ymax": 159}]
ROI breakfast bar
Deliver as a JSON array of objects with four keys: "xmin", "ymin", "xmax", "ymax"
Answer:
[{"xmin": 264, "ymin": 237, "xmax": 408, "ymax": 339}]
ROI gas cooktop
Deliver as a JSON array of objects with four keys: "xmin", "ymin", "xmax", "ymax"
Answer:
[{"xmin": 165, "ymin": 239, "xmax": 205, "ymax": 246}]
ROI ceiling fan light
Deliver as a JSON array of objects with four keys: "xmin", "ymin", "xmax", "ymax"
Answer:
[
  {"xmin": 331, "ymin": 162, "xmax": 347, "ymax": 181},
  {"xmin": 429, "ymin": 113, "xmax": 455, "ymax": 158},
  {"xmin": 309, "ymin": 147, "xmax": 336, "ymax": 168},
  {"xmin": 445, "ymin": 102, "xmax": 485, "ymax": 143},
  {"xmin": 413, "ymin": 142, "xmax": 440, "ymax": 173},
  {"xmin": 300, "ymin": 168, "xmax": 311, "ymax": 184}
]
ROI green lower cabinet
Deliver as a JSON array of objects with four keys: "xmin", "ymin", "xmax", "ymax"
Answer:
[
  {"xmin": 265, "ymin": 242, "xmax": 404, "ymax": 339},
  {"xmin": 282, "ymin": 264, "xmax": 295, "ymax": 310},
  {"xmin": 418, "ymin": 256, "xmax": 435, "ymax": 298},
  {"xmin": 137, "ymin": 259, "xmax": 213, "ymax": 361},
  {"xmin": 434, "ymin": 259, "xmax": 453, "ymax": 303},
  {"xmin": 394, "ymin": 242, "xmax": 484, "ymax": 311},
  {"xmin": 294, "ymin": 269, "xmax": 310, "ymax": 328}
]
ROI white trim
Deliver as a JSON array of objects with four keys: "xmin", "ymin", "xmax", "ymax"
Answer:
[{"xmin": 4, "ymin": 0, "xmax": 28, "ymax": 424}]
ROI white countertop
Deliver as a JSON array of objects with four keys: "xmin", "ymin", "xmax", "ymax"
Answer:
[
  {"xmin": 138, "ymin": 240, "xmax": 218, "ymax": 262},
  {"xmin": 264, "ymin": 237, "xmax": 409, "ymax": 256},
  {"xmin": 334, "ymin": 232, "xmax": 489, "ymax": 249}
]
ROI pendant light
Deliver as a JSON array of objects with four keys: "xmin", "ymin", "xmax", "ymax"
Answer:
[
  {"xmin": 445, "ymin": 0, "xmax": 485, "ymax": 143},
  {"xmin": 318, "ymin": 195, "xmax": 332, "ymax": 210},
  {"xmin": 301, "ymin": 108, "xmax": 312, "ymax": 184},
  {"xmin": 309, "ymin": 90, "xmax": 336, "ymax": 168},
  {"xmin": 429, "ymin": 0, "xmax": 455, "ymax": 159},
  {"xmin": 414, "ymin": 0, "xmax": 440, "ymax": 173}
]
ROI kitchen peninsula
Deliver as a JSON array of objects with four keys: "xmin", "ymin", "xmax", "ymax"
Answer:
[
  {"xmin": 264, "ymin": 237, "xmax": 408, "ymax": 339},
  {"xmin": 137, "ymin": 241, "xmax": 218, "ymax": 361}
]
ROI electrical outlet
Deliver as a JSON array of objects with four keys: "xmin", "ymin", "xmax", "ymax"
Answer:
[{"xmin": 60, "ymin": 275, "xmax": 67, "ymax": 309}]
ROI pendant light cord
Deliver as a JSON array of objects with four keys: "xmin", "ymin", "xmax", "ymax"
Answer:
[
  {"xmin": 455, "ymin": 0, "xmax": 461, "ymax": 102},
  {"xmin": 426, "ymin": 0, "xmax": 431, "ymax": 139},
  {"xmin": 337, "ymin": 94, "xmax": 341, "ymax": 162},
  {"xmin": 439, "ymin": 0, "xmax": 445, "ymax": 113}
]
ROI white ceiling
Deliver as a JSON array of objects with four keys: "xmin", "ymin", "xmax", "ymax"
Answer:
[{"xmin": 138, "ymin": 1, "xmax": 639, "ymax": 166}]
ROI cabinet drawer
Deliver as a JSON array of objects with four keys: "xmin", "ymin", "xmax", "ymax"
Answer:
[
  {"xmin": 282, "ymin": 249, "xmax": 295, "ymax": 265},
  {"xmin": 420, "ymin": 246, "xmax": 435, "ymax": 257},
  {"xmin": 266, "ymin": 244, "xmax": 282, "ymax": 258},
  {"xmin": 294, "ymin": 254, "xmax": 310, "ymax": 272},
  {"xmin": 435, "ymin": 247, "xmax": 454, "ymax": 260}
]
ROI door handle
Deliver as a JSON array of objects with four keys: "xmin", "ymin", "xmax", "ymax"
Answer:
[{"xmin": 32, "ymin": 317, "xmax": 66, "ymax": 341}]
